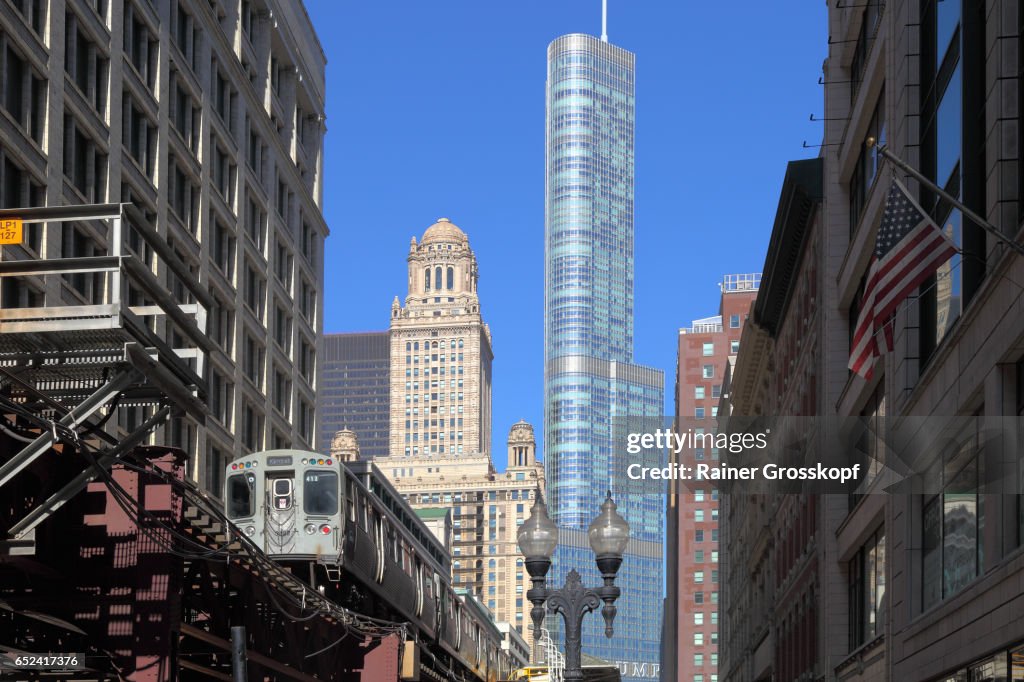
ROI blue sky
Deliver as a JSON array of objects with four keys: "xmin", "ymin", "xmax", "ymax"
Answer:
[{"xmin": 306, "ymin": 1, "xmax": 827, "ymax": 468}]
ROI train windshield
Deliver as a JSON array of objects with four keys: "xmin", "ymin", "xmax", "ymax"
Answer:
[
  {"xmin": 303, "ymin": 471, "xmax": 338, "ymax": 515},
  {"xmin": 226, "ymin": 474, "xmax": 254, "ymax": 518}
]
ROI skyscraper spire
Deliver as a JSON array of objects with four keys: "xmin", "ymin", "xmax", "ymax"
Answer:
[{"xmin": 601, "ymin": 0, "xmax": 608, "ymax": 42}]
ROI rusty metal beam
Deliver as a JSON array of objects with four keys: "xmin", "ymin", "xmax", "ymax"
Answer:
[
  {"xmin": 179, "ymin": 624, "xmax": 324, "ymax": 682},
  {"xmin": 179, "ymin": 658, "xmax": 233, "ymax": 681}
]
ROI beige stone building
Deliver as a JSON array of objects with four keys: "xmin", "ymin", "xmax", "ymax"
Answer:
[
  {"xmin": 383, "ymin": 420, "xmax": 545, "ymax": 638},
  {"xmin": 388, "ymin": 218, "xmax": 493, "ymax": 459}
]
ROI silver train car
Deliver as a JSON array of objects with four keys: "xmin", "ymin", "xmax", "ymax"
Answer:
[{"xmin": 224, "ymin": 450, "xmax": 509, "ymax": 682}]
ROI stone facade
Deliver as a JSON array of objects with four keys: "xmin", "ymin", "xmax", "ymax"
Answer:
[
  {"xmin": 721, "ymin": 0, "xmax": 1024, "ymax": 679},
  {"xmin": 0, "ymin": 0, "xmax": 328, "ymax": 492},
  {"xmin": 388, "ymin": 218, "xmax": 493, "ymax": 459}
]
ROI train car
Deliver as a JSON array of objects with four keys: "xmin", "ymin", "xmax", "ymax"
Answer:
[{"xmin": 224, "ymin": 450, "xmax": 508, "ymax": 682}]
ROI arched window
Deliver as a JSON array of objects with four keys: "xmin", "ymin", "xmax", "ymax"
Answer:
[
  {"xmin": 435, "ymin": 267, "xmax": 442, "ymax": 290},
  {"xmin": 424, "ymin": 268, "xmax": 431, "ymax": 290},
  {"xmin": 447, "ymin": 267, "xmax": 454, "ymax": 290},
  {"xmin": 406, "ymin": 342, "xmax": 411, "ymax": 351},
  {"xmin": 414, "ymin": 342, "xmax": 419, "ymax": 351}
]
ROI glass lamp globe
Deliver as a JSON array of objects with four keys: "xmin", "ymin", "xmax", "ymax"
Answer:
[
  {"xmin": 517, "ymin": 492, "xmax": 558, "ymax": 560},
  {"xmin": 588, "ymin": 492, "xmax": 630, "ymax": 557}
]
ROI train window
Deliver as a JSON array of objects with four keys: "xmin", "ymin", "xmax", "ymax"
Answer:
[
  {"xmin": 403, "ymin": 544, "xmax": 413, "ymax": 576},
  {"xmin": 271, "ymin": 477, "xmax": 293, "ymax": 510},
  {"xmin": 346, "ymin": 480, "xmax": 356, "ymax": 522},
  {"xmin": 303, "ymin": 471, "xmax": 338, "ymax": 515},
  {"xmin": 227, "ymin": 474, "xmax": 255, "ymax": 518}
]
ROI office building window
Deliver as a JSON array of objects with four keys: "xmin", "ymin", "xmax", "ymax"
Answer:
[
  {"xmin": 212, "ymin": 219, "xmax": 235, "ymax": 279},
  {"xmin": 849, "ymin": 89, "xmax": 886, "ymax": 236},
  {"xmin": 122, "ymin": 93, "xmax": 156, "ymax": 178},
  {"xmin": 849, "ymin": 527, "xmax": 885, "ymax": 651},
  {"xmin": 702, "ymin": 342, "xmax": 714, "ymax": 356},
  {"xmin": 125, "ymin": 7, "xmax": 158, "ymax": 90},
  {"xmin": 242, "ymin": 334, "xmax": 265, "ymax": 388},
  {"xmin": 695, "ymin": 385, "xmax": 705, "ymax": 399},
  {"xmin": 64, "ymin": 13, "xmax": 109, "ymax": 114},
  {"xmin": 211, "ymin": 63, "xmax": 235, "ymax": 132},
  {"xmin": 729, "ymin": 314, "xmax": 740, "ymax": 328},
  {"xmin": 246, "ymin": 198, "xmax": 267, "ymax": 252},
  {"xmin": 63, "ymin": 116, "xmax": 107, "ymax": 203},
  {"xmin": 244, "ymin": 263, "xmax": 266, "ymax": 320},
  {"xmin": 3, "ymin": 43, "xmax": 46, "ymax": 143},
  {"xmin": 850, "ymin": 0, "xmax": 883, "ymax": 104},
  {"xmin": 922, "ymin": 417, "xmax": 980, "ymax": 610},
  {"xmin": 920, "ymin": 0, "xmax": 985, "ymax": 360},
  {"xmin": 168, "ymin": 157, "xmax": 199, "ymax": 233},
  {"xmin": 703, "ymin": 364, "xmax": 714, "ymax": 379},
  {"xmin": 212, "ymin": 141, "xmax": 237, "ymax": 204},
  {"xmin": 172, "ymin": 76, "xmax": 199, "ymax": 153},
  {"xmin": 696, "ymin": 407, "xmax": 705, "ymax": 419},
  {"xmin": 242, "ymin": 402, "xmax": 263, "ymax": 451},
  {"xmin": 8, "ymin": 0, "xmax": 46, "ymax": 34},
  {"xmin": 209, "ymin": 370, "xmax": 233, "ymax": 428}
]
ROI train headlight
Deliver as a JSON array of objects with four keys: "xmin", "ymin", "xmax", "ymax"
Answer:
[
  {"xmin": 319, "ymin": 524, "xmax": 331, "ymax": 535},
  {"xmin": 244, "ymin": 526, "xmax": 256, "ymax": 537},
  {"xmin": 304, "ymin": 523, "xmax": 317, "ymax": 535}
]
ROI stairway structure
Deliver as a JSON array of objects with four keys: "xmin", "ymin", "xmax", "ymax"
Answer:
[{"xmin": 0, "ymin": 203, "xmax": 210, "ymax": 553}]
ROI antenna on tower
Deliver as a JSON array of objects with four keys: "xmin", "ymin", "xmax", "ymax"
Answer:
[{"xmin": 601, "ymin": 0, "xmax": 608, "ymax": 41}]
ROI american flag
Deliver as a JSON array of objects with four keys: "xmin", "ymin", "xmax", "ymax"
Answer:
[{"xmin": 848, "ymin": 178, "xmax": 959, "ymax": 379}]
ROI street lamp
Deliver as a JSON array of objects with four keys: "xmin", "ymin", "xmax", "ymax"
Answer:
[{"xmin": 517, "ymin": 489, "xmax": 629, "ymax": 681}]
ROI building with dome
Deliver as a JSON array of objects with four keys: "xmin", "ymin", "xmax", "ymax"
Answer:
[{"xmin": 388, "ymin": 218, "xmax": 494, "ymax": 460}]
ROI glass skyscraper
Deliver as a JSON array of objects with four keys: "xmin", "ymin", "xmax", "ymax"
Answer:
[{"xmin": 544, "ymin": 33, "xmax": 665, "ymax": 680}]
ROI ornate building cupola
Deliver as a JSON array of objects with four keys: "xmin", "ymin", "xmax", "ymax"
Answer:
[
  {"xmin": 508, "ymin": 420, "xmax": 537, "ymax": 468},
  {"xmin": 330, "ymin": 429, "xmax": 361, "ymax": 462},
  {"xmin": 404, "ymin": 218, "xmax": 480, "ymax": 305}
]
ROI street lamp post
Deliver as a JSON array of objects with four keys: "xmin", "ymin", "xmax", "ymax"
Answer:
[{"xmin": 517, "ymin": 490, "xmax": 630, "ymax": 681}]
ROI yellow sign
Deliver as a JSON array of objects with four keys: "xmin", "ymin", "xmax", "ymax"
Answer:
[{"xmin": 0, "ymin": 218, "xmax": 23, "ymax": 245}]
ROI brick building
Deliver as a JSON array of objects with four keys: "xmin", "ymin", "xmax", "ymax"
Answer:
[{"xmin": 663, "ymin": 273, "xmax": 760, "ymax": 682}]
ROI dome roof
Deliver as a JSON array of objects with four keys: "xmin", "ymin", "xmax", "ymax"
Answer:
[
  {"xmin": 421, "ymin": 218, "xmax": 468, "ymax": 246},
  {"xmin": 509, "ymin": 420, "xmax": 535, "ymax": 439}
]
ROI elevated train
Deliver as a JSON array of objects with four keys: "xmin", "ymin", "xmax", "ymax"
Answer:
[{"xmin": 225, "ymin": 449, "xmax": 510, "ymax": 682}]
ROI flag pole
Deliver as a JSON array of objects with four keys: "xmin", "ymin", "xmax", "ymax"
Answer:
[{"xmin": 867, "ymin": 137, "xmax": 1024, "ymax": 257}]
